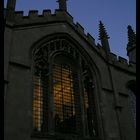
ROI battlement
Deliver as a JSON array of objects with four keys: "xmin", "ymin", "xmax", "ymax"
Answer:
[
  {"xmin": 118, "ymin": 56, "xmax": 128, "ymax": 64},
  {"xmin": 109, "ymin": 53, "xmax": 117, "ymax": 62},
  {"xmin": 43, "ymin": 9, "xmax": 52, "ymax": 16},
  {"xmin": 14, "ymin": 11, "xmax": 24, "ymax": 19},
  {"xmin": 28, "ymin": 10, "xmax": 39, "ymax": 18},
  {"xmin": 109, "ymin": 53, "xmax": 128, "ymax": 65},
  {"xmin": 13, "ymin": 9, "xmax": 97, "ymax": 50},
  {"xmin": 108, "ymin": 52, "xmax": 135, "ymax": 71},
  {"xmin": 14, "ymin": 9, "xmax": 74, "ymax": 24},
  {"xmin": 75, "ymin": 22, "xmax": 85, "ymax": 35},
  {"xmin": 86, "ymin": 33, "xmax": 96, "ymax": 45},
  {"xmin": 7, "ymin": 9, "xmax": 135, "ymax": 71}
]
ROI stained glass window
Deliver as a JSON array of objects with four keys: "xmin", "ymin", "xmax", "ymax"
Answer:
[
  {"xmin": 33, "ymin": 68, "xmax": 48, "ymax": 132},
  {"xmin": 32, "ymin": 38, "xmax": 98, "ymax": 137},
  {"xmin": 53, "ymin": 63, "xmax": 79, "ymax": 134}
]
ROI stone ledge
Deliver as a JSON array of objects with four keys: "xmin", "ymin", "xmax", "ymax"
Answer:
[{"xmin": 9, "ymin": 60, "xmax": 31, "ymax": 69}]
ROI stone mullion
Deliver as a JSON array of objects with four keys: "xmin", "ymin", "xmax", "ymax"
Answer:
[
  {"xmin": 41, "ymin": 69, "xmax": 49, "ymax": 133},
  {"xmin": 79, "ymin": 58, "xmax": 88, "ymax": 137},
  {"xmin": 72, "ymin": 72, "xmax": 82, "ymax": 135},
  {"xmin": 88, "ymin": 78, "xmax": 97, "ymax": 136}
]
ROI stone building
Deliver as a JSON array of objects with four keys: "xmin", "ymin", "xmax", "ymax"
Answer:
[{"xmin": 4, "ymin": 0, "xmax": 136, "ymax": 140}]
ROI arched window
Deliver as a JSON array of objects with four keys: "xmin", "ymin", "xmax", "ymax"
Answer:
[
  {"xmin": 33, "ymin": 65, "xmax": 49, "ymax": 132},
  {"xmin": 53, "ymin": 63, "xmax": 77, "ymax": 134},
  {"xmin": 32, "ymin": 35, "xmax": 99, "ymax": 138},
  {"xmin": 52, "ymin": 54, "xmax": 82, "ymax": 134}
]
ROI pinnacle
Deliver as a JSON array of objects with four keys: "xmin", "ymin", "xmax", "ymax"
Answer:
[
  {"xmin": 98, "ymin": 21, "xmax": 109, "ymax": 40},
  {"xmin": 127, "ymin": 25, "xmax": 136, "ymax": 46},
  {"xmin": 57, "ymin": 0, "xmax": 68, "ymax": 11}
]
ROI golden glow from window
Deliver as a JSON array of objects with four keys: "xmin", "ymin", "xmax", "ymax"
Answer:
[
  {"xmin": 84, "ymin": 88, "xmax": 89, "ymax": 109},
  {"xmin": 33, "ymin": 75, "xmax": 43, "ymax": 132},
  {"xmin": 53, "ymin": 64, "xmax": 75, "ymax": 123}
]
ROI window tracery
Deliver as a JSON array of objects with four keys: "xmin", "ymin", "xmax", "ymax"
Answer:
[{"xmin": 32, "ymin": 36, "xmax": 98, "ymax": 138}]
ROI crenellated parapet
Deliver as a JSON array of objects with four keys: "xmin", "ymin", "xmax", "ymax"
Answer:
[
  {"xmin": 108, "ymin": 53, "xmax": 135, "ymax": 73},
  {"xmin": 5, "ymin": 9, "xmax": 135, "ymax": 72},
  {"xmin": 96, "ymin": 47, "xmax": 135, "ymax": 72},
  {"xmin": 10, "ymin": 9, "xmax": 97, "ymax": 49},
  {"xmin": 118, "ymin": 56, "xmax": 128, "ymax": 64},
  {"xmin": 13, "ymin": 9, "xmax": 74, "ymax": 25},
  {"xmin": 109, "ymin": 53, "xmax": 117, "ymax": 62},
  {"xmin": 86, "ymin": 33, "xmax": 96, "ymax": 45},
  {"xmin": 75, "ymin": 22, "xmax": 85, "ymax": 36}
]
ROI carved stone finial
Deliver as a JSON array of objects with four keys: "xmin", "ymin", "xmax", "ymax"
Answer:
[
  {"xmin": 127, "ymin": 25, "xmax": 136, "ymax": 65},
  {"xmin": 127, "ymin": 25, "xmax": 136, "ymax": 47},
  {"xmin": 98, "ymin": 21, "xmax": 110, "ymax": 53},
  {"xmin": 99, "ymin": 21, "xmax": 109, "ymax": 40},
  {"xmin": 57, "ymin": 0, "xmax": 67, "ymax": 11},
  {"xmin": 6, "ymin": 0, "xmax": 16, "ymax": 19}
]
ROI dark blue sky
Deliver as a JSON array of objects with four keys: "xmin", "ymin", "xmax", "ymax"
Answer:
[{"xmin": 4, "ymin": 0, "xmax": 136, "ymax": 59}]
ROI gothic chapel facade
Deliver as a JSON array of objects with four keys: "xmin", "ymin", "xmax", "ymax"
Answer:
[{"xmin": 4, "ymin": 0, "xmax": 136, "ymax": 140}]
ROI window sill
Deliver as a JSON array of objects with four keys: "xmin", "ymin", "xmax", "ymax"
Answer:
[{"xmin": 31, "ymin": 132, "xmax": 100, "ymax": 140}]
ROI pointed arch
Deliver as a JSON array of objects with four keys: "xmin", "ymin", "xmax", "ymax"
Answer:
[{"xmin": 31, "ymin": 33, "xmax": 103, "ymax": 138}]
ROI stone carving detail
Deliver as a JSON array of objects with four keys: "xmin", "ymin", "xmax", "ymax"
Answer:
[
  {"xmin": 33, "ymin": 39, "xmax": 79, "ymax": 63},
  {"xmin": 33, "ymin": 38, "xmax": 90, "ymax": 74},
  {"xmin": 32, "ymin": 37, "xmax": 98, "ymax": 136},
  {"xmin": 33, "ymin": 45, "xmax": 48, "ymax": 69}
]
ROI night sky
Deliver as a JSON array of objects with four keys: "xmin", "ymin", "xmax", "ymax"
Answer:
[{"xmin": 4, "ymin": 0, "xmax": 136, "ymax": 59}]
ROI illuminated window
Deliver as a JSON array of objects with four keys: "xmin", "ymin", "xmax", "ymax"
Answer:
[
  {"xmin": 33, "ymin": 74, "xmax": 43, "ymax": 132},
  {"xmin": 32, "ymin": 37, "xmax": 98, "ymax": 137},
  {"xmin": 53, "ymin": 63, "xmax": 80, "ymax": 134},
  {"xmin": 33, "ymin": 67, "xmax": 48, "ymax": 132},
  {"xmin": 32, "ymin": 63, "xmax": 98, "ymax": 136}
]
